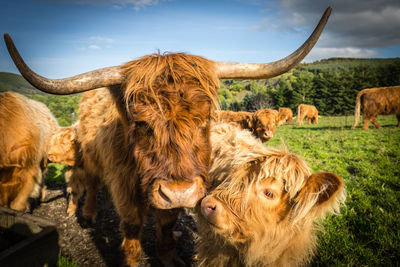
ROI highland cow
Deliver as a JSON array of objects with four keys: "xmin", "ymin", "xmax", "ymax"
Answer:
[
  {"xmin": 4, "ymin": 8, "xmax": 331, "ymax": 265},
  {"xmin": 277, "ymin": 107, "xmax": 293, "ymax": 126},
  {"xmin": 195, "ymin": 123, "xmax": 345, "ymax": 267},
  {"xmin": 351, "ymin": 85, "xmax": 400, "ymax": 130},
  {"xmin": 0, "ymin": 92, "xmax": 58, "ymax": 211},
  {"xmin": 48, "ymin": 124, "xmax": 86, "ymax": 217},
  {"xmin": 297, "ymin": 104, "xmax": 318, "ymax": 125},
  {"xmin": 215, "ymin": 108, "xmax": 278, "ymax": 142}
]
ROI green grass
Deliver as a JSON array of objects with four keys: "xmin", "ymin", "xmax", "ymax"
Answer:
[
  {"xmin": 45, "ymin": 163, "xmax": 67, "ymax": 188},
  {"xmin": 269, "ymin": 115, "xmax": 400, "ymax": 266}
]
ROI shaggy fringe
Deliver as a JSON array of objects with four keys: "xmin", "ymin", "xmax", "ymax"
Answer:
[{"xmin": 122, "ymin": 52, "xmax": 220, "ymax": 117}]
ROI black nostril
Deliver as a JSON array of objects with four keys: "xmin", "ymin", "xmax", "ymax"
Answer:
[
  {"xmin": 158, "ymin": 184, "xmax": 171, "ymax": 203},
  {"xmin": 207, "ymin": 205, "xmax": 217, "ymax": 212}
]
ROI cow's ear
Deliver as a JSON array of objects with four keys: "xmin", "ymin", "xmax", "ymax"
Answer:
[{"xmin": 296, "ymin": 172, "xmax": 344, "ymax": 214}]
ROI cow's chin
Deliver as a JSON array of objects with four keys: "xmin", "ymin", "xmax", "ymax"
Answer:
[{"xmin": 150, "ymin": 176, "xmax": 206, "ymax": 209}]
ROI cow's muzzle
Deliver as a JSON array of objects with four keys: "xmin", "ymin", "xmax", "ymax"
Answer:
[{"xmin": 151, "ymin": 176, "xmax": 206, "ymax": 209}]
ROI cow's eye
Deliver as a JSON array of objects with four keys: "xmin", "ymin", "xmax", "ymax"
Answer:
[
  {"xmin": 264, "ymin": 189, "xmax": 275, "ymax": 199},
  {"xmin": 135, "ymin": 121, "xmax": 148, "ymax": 128}
]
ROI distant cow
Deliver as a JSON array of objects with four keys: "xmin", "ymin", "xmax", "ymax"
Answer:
[
  {"xmin": 277, "ymin": 107, "xmax": 293, "ymax": 126},
  {"xmin": 195, "ymin": 123, "xmax": 345, "ymax": 267},
  {"xmin": 48, "ymin": 124, "xmax": 86, "ymax": 217},
  {"xmin": 215, "ymin": 109, "xmax": 278, "ymax": 142},
  {"xmin": 4, "ymin": 9, "xmax": 331, "ymax": 265},
  {"xmin": 297, "ymin": 104, "xmax": 318, "ymax": 125},
  {"xmin": 352, "ymin": 86, "xmax": 400, "ymax": 130},
  {"xmin": 0, "ymin": 92, "xmax": 58, "ymax": 211}
]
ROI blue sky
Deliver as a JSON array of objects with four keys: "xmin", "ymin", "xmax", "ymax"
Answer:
[{"xmin": 0, "ymin": 0, "xmax": 399, "ymax": 78}]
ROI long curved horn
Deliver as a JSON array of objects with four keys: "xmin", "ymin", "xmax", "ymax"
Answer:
[
  {"xmin": 216, "ymin": 7, "xmax": 332, "ymax": 79},
  {"xmin": 4, "ymin": 34, "xmax": 123, "ymax": 95}
]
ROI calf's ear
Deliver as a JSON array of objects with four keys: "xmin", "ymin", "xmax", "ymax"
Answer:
[{"xmin": 295, "ymin": 172, "xmax": 345, "ymax": 219}]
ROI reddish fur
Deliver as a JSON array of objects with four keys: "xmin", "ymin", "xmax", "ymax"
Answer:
[
  {"xmin": 0, "ymin": 92, "xmax": 58, "ymax": 211},
  {"xmin": 48, "ymin": 125, "xmax": 86, "ymax": 217},
  {"xmin": 277, "ymin": 107, "xmax": 293, "ymax": 126},
  {"xmin": 352, "ymin": 86, "xmax": 400, "ymax": 130},
  {"xmin": 195, "ymin": 123, "xmax": 346, "ymax": 267},
  {"xmin": 297, "ymin": 104, "xmax": 318, "ymax": 125},
  {"xmin": 215, "ymin": 109, "xmax": 278, "ymax": 142},
  {"xmin": 76, "ymin": 53, "xmax": 220, "ymax": 265}
]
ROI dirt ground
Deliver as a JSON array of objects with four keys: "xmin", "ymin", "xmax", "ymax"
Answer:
[{"xmin": 32, "ymin": 186, "xmax": 197, "ymax": 267}]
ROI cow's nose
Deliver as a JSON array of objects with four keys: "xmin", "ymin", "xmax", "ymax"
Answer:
[{"xmin": 201, "ymin": 196, "xmax": 222, "ymax": 218}]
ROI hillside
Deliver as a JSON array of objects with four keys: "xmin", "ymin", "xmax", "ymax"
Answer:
[{"xmin": 0, "ymin": 72, "xmax": 80, "ymax": 126}]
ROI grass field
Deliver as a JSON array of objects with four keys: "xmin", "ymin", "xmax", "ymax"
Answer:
[
  {"xmin": 47, "ymin": 115, "xmax": 400, "ymax": 266},
  {"xmin": 268, "ymin": 115, "xmax": 400, "ymax": 266}
]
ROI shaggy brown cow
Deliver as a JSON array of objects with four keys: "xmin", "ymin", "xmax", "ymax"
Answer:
[
  {"xmin": 195, "ymin": 123, "xmax": 345, "ymax": 267},
  {"xmin": 215, "ymin": 110, "xmax": 254, "ymax": 130},
  {"xmin": 48, "ymin": 124, "xmax": 86, "ymax": 217},
  {"xmin": 297, "ymin": 104, "xmax": 318, "ymax": 125},
  {"xmin": 252, "ymin": 108, "xmax": 278, "ymax": 142},
  {"xmin": 352, "ymin": 85, "xmax": 400, "ymax": 130},
  {"xmin": 215, "ymin": 109, "xmax": 278, "ymax": 142},
  {"xmin": 277, "ymin": 107, "xmax": 293, "ymax": 126},
  {"xmin": 0, "ymin": 92, "xmax": 58, "ymax": 211},
  {"xmin": 4, "ymin": 8, "xmax": 331, "ymax": 265}
]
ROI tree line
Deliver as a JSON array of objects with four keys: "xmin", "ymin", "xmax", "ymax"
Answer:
[{"xmin": 218, "ymin": 58, "xmax": 400, "ymax": 115}]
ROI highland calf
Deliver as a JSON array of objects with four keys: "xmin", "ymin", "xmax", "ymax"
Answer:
[
  {"xmin": 352, "ymin": 85, "xmax": 400, "ymax": 130},
  {"xmin": 4, "ymin": 8, "xmax": 331, "ymax": 265},
  {"xmin": 277, "ymin": 107, "xmax": 293, "ymax": 126},
  {"xmin": 48, "ymin": 124, "xmax": 86, "ymax": 217},
  {"xmin": 215, "ymin": 109, "xmax": 278, "ymax": 142},
  {"xmin": 0, "ymin": 92, "xmax": 58, "ymax": 211},
  {"xmin": 196, "ymin": 123, "xmax": 345, "ymax": 267},
  {"xmin": 297, "ymin": 104, "xmax": 318, "ymax": 125}
]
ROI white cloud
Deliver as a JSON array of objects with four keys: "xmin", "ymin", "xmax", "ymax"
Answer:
[
  {"xmin": 304, "ymin": 47, "xmax": 380, "ymax": 62},
  {"xmin": 89, "ymin": 36, "xmax": 115, "ymax": 44},
  {"xmin": 46, "ymin": 0, "xmax": 166, "ymax": 11},
  {"xmin": 88, "ymin": 45, "xmax": 101, "ymax": 50}
]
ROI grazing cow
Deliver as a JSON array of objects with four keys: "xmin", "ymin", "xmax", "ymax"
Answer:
[
  {"xmin": 0, "ymin": 92, "xmax": 58, "ymax": 211},
  {"xmin": 215, "ymin": 109, "xmax": 278, "ymax": 142},
  {"xmin": 351, "ymin": 85, "xmax": 400, "ymax": 130},
  {"xmin": 215, "ymin": 110, "xmax": 254, "ymax": 130},
  {"xmin": 297, "ymin": 104, "xmax": 318, "ymax": 125},
  {"xmin": 195, "ymin": 123, "xmax": 345, "ymax": 267},
  {"xmin": 48, "ymin": 124, "xmax": 86, "ymax": 217},
  {"xmin": 4, "ymin": 8, "xmax": 331, "ymax": 265},
  {"xmin": 277, "ymin": 107, "xmax": 293, "ymax": 126}
]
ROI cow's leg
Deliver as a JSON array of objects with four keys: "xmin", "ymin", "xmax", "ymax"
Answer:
[
  {"xmin": 66, "ymin": 168, "xmax": 85, "ymax": 217},
  {"xmin": 120, "ymin": 214, "xmax": 145, "ymax": 267},
  {"xmin": 396, "ymin": 114, "xmax": 400, "ymax": 127},
  {"xmin": 154, "ymin": 208, "xmax": 183, "ymax": 266},
  {"xmin": 307, "ymin": 117, "xmax": 311, "ymax": 125},
  {"xmin": 371, "ymin": 117, "xmax": 382, "ymax": 129},
  {"xmin": 10, "ymin": 166, "xmax": 40, "ymax": 211},
  {"xmin": 362, "ymin": 116, "xmax": 370, "ymax": 130},
  {"xmin": 82, "ymin": 174, "xmax": 101, "ymax": 222}
]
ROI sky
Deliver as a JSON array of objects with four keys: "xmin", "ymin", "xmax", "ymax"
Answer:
[{"xmin": 0, "ymin": 0, "xmax": 399, "ymax": 78}]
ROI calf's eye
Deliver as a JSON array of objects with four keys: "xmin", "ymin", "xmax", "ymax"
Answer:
[{"xmin": 264, "ymin": 189, "xmax": 275, "ymax": 199}]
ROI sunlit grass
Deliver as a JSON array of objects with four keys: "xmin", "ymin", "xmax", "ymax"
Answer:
[{"xmin": 269, "ymin": 115, "xmax": 400, "ymax": 266}]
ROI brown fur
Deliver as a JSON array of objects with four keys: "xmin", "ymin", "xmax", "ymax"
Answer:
[
  {"xmin": 352, "ymin": 85, "xmax": 400, "ymax": 130},
  {"xmin": 215, "ymin": 109, "xmax": 278, "ymax": 142},
  {"xmin": 297, "ymin": 104, "xmax": 318, "ymax": 125},
  {"xmin": 48, "ymin": 124, "xmax": 86, "ymax": 217},
  {"xmin": 0, "ymin": 92, "xmax": 58, "ymax": 211},
  {"xmin": 277, "ymin": 107, "xmax": 293, "ymax": 126},
  {"xmin": 195, "ymin": 123, "xmax": 345, "ymax": 267},
  {"xmin": 77, "ymin": 53, "xmax": 220, "ymax": 265}
]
